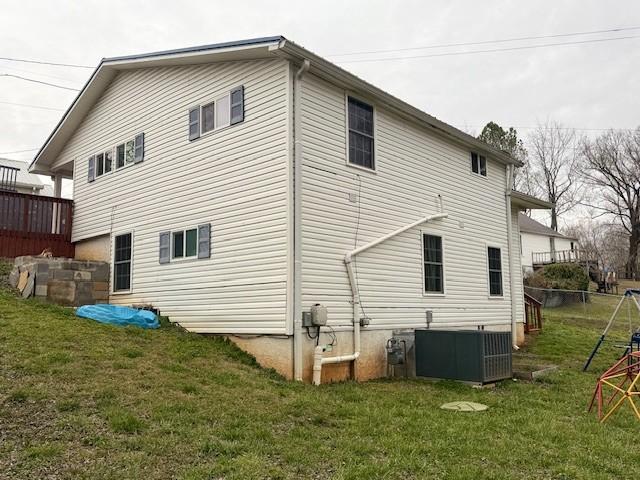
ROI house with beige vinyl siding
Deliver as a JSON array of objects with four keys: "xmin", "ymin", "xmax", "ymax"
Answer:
[{"xmin": 29, "ymin": 36, "xmax": 550, "ymax": 383}]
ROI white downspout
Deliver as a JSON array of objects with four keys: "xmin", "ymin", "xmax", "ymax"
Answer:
[
  {"xmin": 312, "ymin": 212, "xmax": 448, "ymax": 385},
  {"xmin": 293, "ymin": 59, "xmax": 310, "ymax": 382},
  {"xmin": 505, "ymin": 164, "xmax": 519, "ymax": 349}
]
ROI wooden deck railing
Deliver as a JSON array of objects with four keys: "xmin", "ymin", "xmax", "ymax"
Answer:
[
  {"xmin": 524, "ymin": 292, "xmax": 543, "ymax": 333},
  {"xmin": 532, "ymin": 249, "xmax": 593, "ymax": 266},
  {"xmin": 0, "ymin": 165, "xmax": 19, "ymax": 191},
  {"xmin": 0, "ymin": 190, "xmax": 74, "ymax": 258}
]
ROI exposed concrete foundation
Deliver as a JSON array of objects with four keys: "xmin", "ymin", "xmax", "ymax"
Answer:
[
  {"xmin": 74, "ymin": 235, "xmax": 110, "ymax": 262},
  {"xmin": 11, "ymin": 256, "xmax": 110, "ymax": 306},
  {"xmin": 227, "ymin": 323, "xmax": 526, "ymax": 383}
]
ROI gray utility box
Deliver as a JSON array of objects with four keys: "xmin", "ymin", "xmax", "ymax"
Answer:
[{"xmin": 415, "ymin": 329, "xmax": 512, "ymax": 383}]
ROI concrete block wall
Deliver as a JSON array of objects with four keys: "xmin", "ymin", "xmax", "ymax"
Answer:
[{"xmin": 12, "ymin": 256, "xmax": 110, "ymax": 307}]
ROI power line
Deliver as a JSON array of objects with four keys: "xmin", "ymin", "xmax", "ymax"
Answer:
[
  {"xmin": 0, "ymin": 148, "xmax": 39, "ymax": 155},
  {"xmin": 456, "ymin": 125, "xmax": 636, "ymax": 132},
  {"xmin": 0, "ymin": 73, "xmax": 80, "ymax": 91},
  {"xmin": 0, "ymin": 56, "xmax": 93, "ymax": 69},
  {"xmin": 337, "ymin": 35, "xmax": 640, "ymax": 64},
  {"xmin": 330, "ymin": 26, "xmax": 640, "ymax": 57},
  {"xmin": 0, "ymin": 100, "xmax": 64, "ymax": 111}
]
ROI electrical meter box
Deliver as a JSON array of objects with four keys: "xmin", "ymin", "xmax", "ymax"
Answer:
[{"xmin": 310, "ymin": 304, "xmax": 327, "ymax": 326}]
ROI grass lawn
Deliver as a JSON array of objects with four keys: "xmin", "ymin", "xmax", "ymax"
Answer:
[{"xmin": 1, "ymin": 269, "xmax": 640, "ymax": 479}]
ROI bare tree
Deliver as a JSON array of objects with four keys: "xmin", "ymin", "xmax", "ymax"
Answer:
[
  {"xmin": 581, "ymin": 128, "xmax": 640, "ymax": 279},
  {"xmin": 528, "ymin": 121, "xmax": 581, "ymax": 231}
]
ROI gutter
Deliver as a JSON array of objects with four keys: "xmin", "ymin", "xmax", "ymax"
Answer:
[
  {"xmin": 292, "ymin": 58, "xmax": 310, "ymax": 382},
  {"xmin": 312, "ymin": 213, "xmax": 448, "ymax": 386},
  {"xmin": 505, "ymin": 165, "xmax": 519, "ymax": 349}
]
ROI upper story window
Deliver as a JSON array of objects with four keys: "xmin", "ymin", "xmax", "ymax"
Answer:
[
  {"xmin": 471, "ymin": 152, "xmax": 487, "ymax": 177},
  {"xmin": 88, "ymin": 133, "xmax": 144, "ymax": 183},
  {"xmin": 487, "ymin": 246, "xmax": 503, "ymax": 296},
  {"xmin": 347, "ymin": 96, "xmax": 374, "ymax": 170},
  {"xmin": 188, "ymin": 86, "xmax": 244, "ymax": 141},
  {"xmin": 423, "ymin": 234, "xmax": 444, "ymax": 294}
]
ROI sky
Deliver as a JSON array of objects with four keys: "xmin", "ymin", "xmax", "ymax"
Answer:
[{"xmin": 1, "ymin": 0, "xmax": 639, "ymax": 205}]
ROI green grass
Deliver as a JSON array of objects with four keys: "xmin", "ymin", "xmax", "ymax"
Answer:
[{"xmin": 1, "ymin": 275, "xmax": 640, "ymax": 479}]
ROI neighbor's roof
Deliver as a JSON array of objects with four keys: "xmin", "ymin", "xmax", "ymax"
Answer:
[
  {"xmin": 30, "ymin": 36, "xmax": 522, "ymax": 175},
  {"xmin": 0, "ymin": 158, "xmax": 46, "ymax": 190},
  {"xmin": 518, "ymin": 212, "xmax": 577, "ymax": 240}
]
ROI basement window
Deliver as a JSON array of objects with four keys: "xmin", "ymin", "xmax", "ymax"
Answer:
[
  {"xmin": 347, "ymin": 96, "xmax": 375, "ymax": 170},
  {"xmin": 487, "ymin": 246, "xmax": 503, "ymax": 296},
  {"xmin": 113, "ymin": 233, "xmax": 132, "ymax": 292},
  {"xmin": 423, "ymin": 234, "xmax": 444, "ymax": 294},
  {"xmin": 471, "ymin": 152, "xmax": 487, "ymax": 176}
]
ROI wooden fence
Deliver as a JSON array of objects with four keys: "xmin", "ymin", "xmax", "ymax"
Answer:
[{"xmin": 0, "ymin": 190, "xmax": 74, "ymax": 258}]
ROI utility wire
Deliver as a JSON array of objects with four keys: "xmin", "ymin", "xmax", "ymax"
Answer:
[
  {"xmin": 0, "ymin": 73, "xmax": 80, "ymax": 91},
  {"xmin": 0, "ymin": 56, "xmax": 93, "ymax": 69},
  {"xmin": 337, "ymin": 35, "xmax": 640, "ymax": 64},
  {"xmin": 0, "ymin": 147, "xmax": 39, "ymax": 155},
  {"xmin": 330, "ymin": 26, "xmax": 640, "ymax": 57},
  {"xmin": 0, "ymin": 100, "xmax": 65, "ymax": 111}
]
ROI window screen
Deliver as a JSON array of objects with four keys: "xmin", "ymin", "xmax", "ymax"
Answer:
[
  {"xmin": 116, "ymin": 144, "xmax": 125, "ymax": 168},
  {"xmin": 104, "ymin": 150, "xmax": 113, "ymax": 173},
  {"xmin": 215, "ymin": 94, "xmax": 231, "ymax": 129},
  {"xmin": 348, "ymin": 97, "xmax": 374, "ymax": 169},
  {"xmin": 173, "ymin": 231, "xmax": 184, "ymax": 259},
  {"xmin": 96, "ymin": 153, "xmax": 104, "ymax": 177},
  {"xmin": 202, "ymin": 102, "xmax": 215, "ymax": 133},
  {"xmin": 423, "ymin": 234, "xmax": 444, "ymax": 293},
  {"xmin": 114, "ymin": 233, "xmax": 132, "ymax": 292},
  {"xmin": 125, "ymin": 140, "xmax": 134, "ymax": 164},
  {"xmin": 487, "ymin": 247, "xmax": 503, "ymax": 296}
]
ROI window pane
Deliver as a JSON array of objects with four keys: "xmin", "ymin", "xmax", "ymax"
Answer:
[
  {"xmin": 104, "ymin": 150, "xmax": 113, "ymax": 173},
  {"xmin": 489, "ymin": 271, "xmax": 503, "ymax": 295},
  {"xmin": 115, "ymin": 233, "xmax": 131, "ymax": 262},
  {"xmin": 479, "ymin": 155, "xmax": 487, "ymax": 176},
  {"xmin": 488, "ymin": 247, "xmax": 502, "ymax": 270},
  {"xmin": 116, "ymin": 144, "xmax": 125, "ymax": 168},
  {"xmin": 173, "ymin": 231, "xmax": 184, "ymax": 258},
  {"xmin": 185, "ymin": 229, "xmax": 198, "ymax": 257},
  {"xmin": 349, "ymin": 131, "xmax": 374, "ymax": 169},
  {"xmin": 425, "ymin": 264, "xmax": 443, "ymax": 293},
  {"xmin": 202, "ymin": 103, "xmax": 215, "ymax": 133},
  {"xmin": 96, "ymin": 153, "xmax": 104, "ymax": 176},
  {"xmin": 215, "ymin": 95, "xmax": 230, "ymax": 128},
  {"xmin": 424, "ymin": 235, "xmax": 442, "ymax": 263},
  {"xmin": 471, "ymin": 152, "xmax": 479, "ymax": 173},
  {"xmin": 125, "ymin": 140, "xmax": 134, "ymax": 164},
  {"xmin": 114, "ymin": 262, "xmax": 131, "ymax": 291},
  {"xmin": 488, "ymin": 247, "xmax": 503, "ymax": 295},
  {"xmin": 348, "ymin": 97, "xmax": 373, "ymax": 136}
]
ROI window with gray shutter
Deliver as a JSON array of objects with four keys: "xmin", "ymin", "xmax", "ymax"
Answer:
[
  {"xmin": 159, "ymin": 232, "xmax": 170, "ymax": 264},
  {"xmin": 189, "ymin": 107, "xmax": 200, "ymax": 140},
  {"xmin": 197, "ymin": 223, "xmax": 211, "ymax": 258},
  {"xmin": 88, "ymin": 155, "xmax": 95, "ymax": 182},
  {"xmin": 230, "ymin": 86, "xmax": 244, "ymax": 125},
  {"xmin": 134, "ymin": 133, "xmax": 144, "ymax": 163}
]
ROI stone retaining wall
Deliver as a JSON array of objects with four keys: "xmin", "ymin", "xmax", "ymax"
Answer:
[{"xmin": 10, "ymin": 256, "xmax": 110, "ymax": 306}]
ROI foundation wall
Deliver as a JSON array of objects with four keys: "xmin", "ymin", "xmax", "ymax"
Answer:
[{"xmin": 74, "ymin": 235, "xmax": 110, "ymax": 262}]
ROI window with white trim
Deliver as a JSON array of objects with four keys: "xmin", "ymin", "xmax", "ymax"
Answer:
[
  {"xmin": 172, "ymin": 228, "xmax": 199, "ymax": 259},
  {"xmin": 423, "ymin": 234, "xmax": 444, "ymax": 293},
  {"xmin": 487, "ymin": 246, "xmax": 503, "ymax": 296},
  {"xmin": 114, "ymin": 233, "xmax": 132, "ymax": 292},
  {"xmin": 88, "ymin": 133, "xmax": 144, "ymax": 183},
  {"xmin": 188, "ymin": 86, "xmax": 244, "ymax": 141},
  {"xmin": 347, "ymin": 96, "xmax": 374, "ymax": 170},
  {"xmin": 471, "ymin": 152, "xmax": 487, "ymax": 176}
]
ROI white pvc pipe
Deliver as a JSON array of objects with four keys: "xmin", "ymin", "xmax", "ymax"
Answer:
[{"xmin": 312, "ymin": 212, "xmax": 447, "ymax": 385}]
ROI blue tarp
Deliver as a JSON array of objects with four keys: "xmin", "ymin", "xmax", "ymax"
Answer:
[{"xmin": 76, "ymin": 304, "xmax": 160, "ymax": 329}]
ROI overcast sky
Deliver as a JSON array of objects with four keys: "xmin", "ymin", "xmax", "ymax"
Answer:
[{"xmin": 2, "ymin": 0, "xmax": 639, "ymax": 206}]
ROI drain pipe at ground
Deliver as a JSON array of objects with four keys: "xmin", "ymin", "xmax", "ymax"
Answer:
[{"xmin": 312, "ymin": 213, "xmax": 448, "ymax": 386}]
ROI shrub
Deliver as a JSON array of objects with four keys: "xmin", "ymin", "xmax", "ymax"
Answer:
[{"xmin": 525, "ymin": 263, "xmax": 589, "ymax": 291}]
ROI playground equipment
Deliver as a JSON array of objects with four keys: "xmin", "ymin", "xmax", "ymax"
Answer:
[
  {"xmin": 583, "ymin": 289, "xmax": 640, "ymax": 372},
  {"xmin": 588, "ymin": 351, "xmax": 640, "ymax": 422}
]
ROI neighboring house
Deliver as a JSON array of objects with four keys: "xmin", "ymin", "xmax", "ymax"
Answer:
[
  {"xmin": 29, "ymin": 36, "xmax": 551, "ymax": 383},
  {"xmin": 0, "ymin": 158, "xmax": 53, "ymax": 195},
  {"xmin": 519, "ymin": 212, "xmax": 578, "ymax": 274}
]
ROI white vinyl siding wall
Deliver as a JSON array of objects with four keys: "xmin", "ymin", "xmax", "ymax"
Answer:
[
  {"xmin": 300, "ymin": 73, "xmax": 519, "ymax": 330},
  {"xmin": 56, "ymin": 59, "xmax": 290, "ymax": 333}
]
